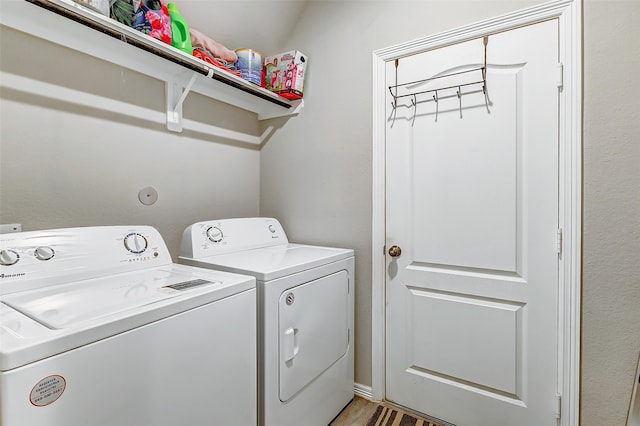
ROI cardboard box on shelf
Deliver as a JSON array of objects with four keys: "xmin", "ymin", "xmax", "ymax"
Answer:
[{"xmin": 263, "ymin": 50, "xmax": 307, "ymax": 99}]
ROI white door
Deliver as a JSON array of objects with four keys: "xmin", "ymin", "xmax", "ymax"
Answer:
[{"xmin": 385, "ymin": 20, "xmax": 560, "ymax": 426}]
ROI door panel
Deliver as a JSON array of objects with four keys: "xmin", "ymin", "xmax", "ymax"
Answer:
[
  {"xmin": 278, "ymin": 270, "xmax": 348, "ymax": 402},
  {"xmin": 413, "ymin": 69, "xmax": 522, "ymax": 272},
  {"xmin": 386, "ymin": 20, "xmax": 559, "ymax": 426},
  {"xmin": 408, "ymin": 289, "xmax": 523, "ymax": 395}
]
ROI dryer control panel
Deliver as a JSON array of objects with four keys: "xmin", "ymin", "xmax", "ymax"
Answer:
[
  {"xmin": 0, "ymin": 226, "xmax": 172, "ymax": 295},
  {"xmin": 180, "ymin": 217, "xmax": 288, "ymax": 259}
]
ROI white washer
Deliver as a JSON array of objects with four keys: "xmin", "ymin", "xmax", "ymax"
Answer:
[
  {"xmin": 0, "ymin": 226, "xmax": 257, "ymax": 426},
  {"xmin": 179, "ymin": 217, "xmax": 354, "ymax": 426}
]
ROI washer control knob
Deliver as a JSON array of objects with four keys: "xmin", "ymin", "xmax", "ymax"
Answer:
[
  {"xmin": 34, "ymin": 246, "xmax": 55, "ymax": 261},
  {"xmin": 0, "ymin": 249, "xmax": 20, "ymax": 266},
  {"xmin": 124, "ymin": 233, "xmax": 148, "ymax": 254},
  {"xmin": 268, "ymin": 224, "xmax": 276, "ymax": 233},
  {"xmin": 206, "ymin": 226, "xmax": 223, "ymax": 243}
]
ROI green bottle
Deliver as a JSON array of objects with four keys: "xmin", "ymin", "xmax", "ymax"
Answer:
[{"xmin": 167, "ymin": 3, "xmax": 193, "ymax": 55}]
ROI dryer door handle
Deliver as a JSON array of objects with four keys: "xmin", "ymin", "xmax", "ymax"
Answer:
[{"xmin": 283, "ymin": 327, "xmax": 299, "ymax": 362}]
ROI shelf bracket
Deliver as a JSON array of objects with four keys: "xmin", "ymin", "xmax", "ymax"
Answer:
[{"xmin": 165, "ymin": 73, "xmax": 198, "ymax": 133}]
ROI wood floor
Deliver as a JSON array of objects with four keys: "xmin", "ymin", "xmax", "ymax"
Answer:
[{"xmin": 330, "ymin": 396, "xmax": 380, "ymax": 426}]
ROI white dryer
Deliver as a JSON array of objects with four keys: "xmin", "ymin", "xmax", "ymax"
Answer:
[
  {"xmin": 0, "ymin": 226, "xmax": 257, "ymax": 426},
  {"xmin": 179, "ymin": 217, "xmax": 354, "ymax": 426}
]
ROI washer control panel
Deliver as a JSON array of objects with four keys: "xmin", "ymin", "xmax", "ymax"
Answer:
[
  {"xmin": 0, "ymin": 226, "xmax": 172, "ymax": 295},
  {"xmin": 180, "ymin": 217, "xmax": 288, "ymax": 259}
]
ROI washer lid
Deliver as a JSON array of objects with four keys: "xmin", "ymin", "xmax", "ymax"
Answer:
[
  {"xmin": 182, "ymin": 243, "xmax": 354, "ymax": 281},
  {"xmin": 0, "ymin": 264, "xmax": 255, "ymax": 371},
  {"xmin": 2, "ymin": 264, "xmax": 253, "ymax": 330}
]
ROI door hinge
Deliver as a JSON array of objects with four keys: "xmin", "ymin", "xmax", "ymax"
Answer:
[
  {"xmin": 557, "ymin": 63, "xmax": 564, "ymax": 90},
  {"xmin": 555, "ymin": 393, "xmax": 562, "ymax": 419},
  {"xmin": 556, "ymin": 228, "xmax": 563, "ymax": 256}
]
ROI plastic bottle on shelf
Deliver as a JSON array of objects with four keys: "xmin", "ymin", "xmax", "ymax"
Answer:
[{"xmin": 167, "ymin": 3, "xmax": 193, "ymax": 55}]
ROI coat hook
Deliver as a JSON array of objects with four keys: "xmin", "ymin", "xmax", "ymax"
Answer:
[
  {"xmin": 389, "ymin": 87, "xmax": 398, "ymax": 111},
  {"xmin": 433, "ymin": 90, "xmax": 439, "ymax": 122},
  {"xmin": 390, "ymin": 102, "xmax": 397, "ymax": 127},
  {"xmin": 390, "ymin": 96, "xmax": 397, "ymax": 127},
  {"xmin": 483, "ymin": 84, "xmax": 490, "ymax": 114},
  {"xmin": 411, "ymin": 94, "xmax": 417, "ymax": 126},
  {"xmin": 457, "ymin": 86, "xmax": 462, "ymax": 118}
]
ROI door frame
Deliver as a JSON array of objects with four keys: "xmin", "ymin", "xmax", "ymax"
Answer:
[{"xmin": 370, "ymin": 1, "xmax": 582, "ymax": 425}]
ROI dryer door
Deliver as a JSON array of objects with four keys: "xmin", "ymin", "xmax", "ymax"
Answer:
[{"xmin": 278, "ymin": 270, "xmax": 349, "ymax": 402}]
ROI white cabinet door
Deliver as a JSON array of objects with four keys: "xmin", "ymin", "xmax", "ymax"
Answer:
[{"xmin": 385, "ymin": 19, "xmax": 560, "ymax": 426}]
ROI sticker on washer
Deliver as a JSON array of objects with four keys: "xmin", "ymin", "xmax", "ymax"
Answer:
[
  {"xmin": 30, "ymin": 375, "xmax": 66, "ymax": 407},
  {"xmin": 162, "ymin": 279, "xmax": 216, "ymax": 291}
]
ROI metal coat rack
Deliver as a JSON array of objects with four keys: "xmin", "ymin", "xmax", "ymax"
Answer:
[{"xmin": 389, "ymin": 36, "xmax": 490, "ymax": 123}]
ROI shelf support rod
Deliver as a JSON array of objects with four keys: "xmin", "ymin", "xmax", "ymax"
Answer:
[{"xmin": 166, "ymin": 73, "xmax": 197, "ymax": 133}]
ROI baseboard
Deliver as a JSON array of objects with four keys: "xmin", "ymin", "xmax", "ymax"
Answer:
[{"xmin": 354, "ymin": 383, "xmax": 374, "ymax": 400}]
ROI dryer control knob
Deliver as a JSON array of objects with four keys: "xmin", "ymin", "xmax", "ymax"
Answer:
[
  {"xmin": 124, "ymin": 233, "xmax": 148, "ymax": 254},
  {"xmin": 0, "ymin": 249, "xmax": 20, "ymax": 266},
  {"xmin": 206, "ymin": 226, "xmax": 223, "ymax": 243},
  {"xmin": 34, "ymin": 246, "xmax": 55, "ymax": 261}
]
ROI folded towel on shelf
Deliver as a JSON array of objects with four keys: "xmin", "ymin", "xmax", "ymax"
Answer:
[
  {"xmin": 193, "ymin": 47, "xmax": 243, "ymax": 77},
  {"xmin": 189, "ymin": 28, "xmax": 237, "ymax": 63}
]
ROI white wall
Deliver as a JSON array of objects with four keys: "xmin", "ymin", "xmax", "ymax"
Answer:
[
  {"xmin": 582, "ymin": 1, "xmax": 640, "ymax": 424},
  {"xmin": 0, "ymin": 26, "xmax": 261, "ymax": 256},
  {"xmin": 261, "ymin": 0, "xmax": 640, "ymax": 424}
]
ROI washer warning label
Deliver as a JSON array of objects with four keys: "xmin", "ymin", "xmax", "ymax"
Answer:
[{"xmin": 30, "ymin": 375, "xmax": 66, "ymax": 407}]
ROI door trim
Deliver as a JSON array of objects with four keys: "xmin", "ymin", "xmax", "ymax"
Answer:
[{"xmin": 371, "ymin": 1, "xmax": 582, "ymax": 425}]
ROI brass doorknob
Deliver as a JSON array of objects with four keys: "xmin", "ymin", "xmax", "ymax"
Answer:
[{"xmin": 388, "ymin": 245, "xmax": 402, "ymax": 257}]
